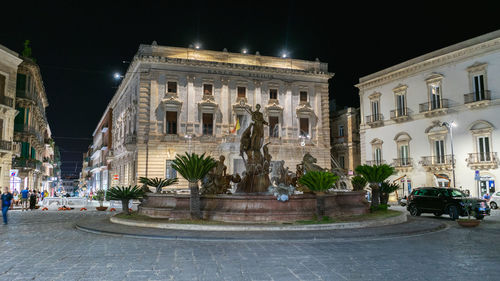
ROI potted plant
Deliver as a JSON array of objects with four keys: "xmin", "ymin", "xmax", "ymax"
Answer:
[
  {"xmin": 457, "ymin": 197, "xmax": 481, "ymax": 227},
  {"xmin": 298, "ymin": 171, "xmax": 339, "ymax": 219},
  {"xmin": 171, "ymin": 152, "xmax": 216, "ymax": 220},
  {"xmin": 139, "ymin": 177, "xmax": 178, "ymax": 193},
  {"xmin": 95, "ymin": 190, "xmax": 107, "ymax": 211},
  {"xmin": 106, "ymin": 185, "xmax": 144, "ymax": 215}
]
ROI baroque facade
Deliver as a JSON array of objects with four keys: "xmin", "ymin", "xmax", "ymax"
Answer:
[
  {"xmin": 356, "ymin": 30, "xmax": 500, "ymax": 198},
  {"xmin": 0, "ymin": 44, "xmax": 22, "ymax": 189},
  {"xmin": 106, "ymin": 44, "xmax": 333, "ymax": 188},
  {"xmin": 330, "ymin": 107, "xmax": 360, "ymax": 185}
]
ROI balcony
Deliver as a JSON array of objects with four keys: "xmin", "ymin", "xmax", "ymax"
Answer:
[
  {"xmin": 0, "ymin": 96, "xmax": 14, "ymax": 107},
  {"xmin": 0, "ymin": 140, "xmax": 12, "ymax": 154},
  {"xmin": 15, "ymin": 89, "xmax": 35, "ymax": 101},
  {"xmin": 421, "ymin": 155, "xmax": 453, "ymax": 172},
  {"xmin": 365, "ymin": 114, "xmax": 384, "ymax": 127},
  {"xmin": 14, "ymin": 124, "xmax": 43, "ymax": 143},
  {"xmin": 12, "ymin": 157, "xmax": 42, "ymax": 171},
  {"xmin": 333, "ymin": 136, "xmax": 346, "ymax": 145},
  {"xmin": 390, "ymin": 107, "xmax": 410, "ymax": 123},
  {"xmin": 393, "ymin": 158, "xmax": 413, "ymax": 171},
  {"xmin": 365, "ymin": 160, "xmax": 386, "ymax": 166},
  {"xmin": 464, "ymin": 90, "xmax": 491, "ymax": 109},
  {"xmin": 467, "ymin": 152, "xmax": 498, "ymax": 170},
  {"xmin": 419, "ymin": 99, "xmax": 449, "ymax": 117}
]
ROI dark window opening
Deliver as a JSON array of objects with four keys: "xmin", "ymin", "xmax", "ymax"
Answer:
[
  {"xmin": 202, "ymin": 113, "xmax": 213, "ymax": 135},
  {"xmin": 167, "ymin": 82, "xmax": 177, "ymax": 93},
  {"xmin": 238, "ymin": 87, "xmax": 246, "ymax": 98},
  {"xmin": 300, "ymin": 91, "xmax": 308, "ymax": 102},
  {"xmin": 166, "ymin": 111, "xmax": 177, "ymax": 135},
  {"xmin": 300, "ymin": 118, "xmax": 309, "ymax": 136},
  {"xmin": 203, "ymin": 84, "xmax": 213, "ymax": 95},
  {"xmin": 269, "ymin": 116, "xmax": 279, "ymax": 137},
  {"xmin": 269, "ymin": 89, "xmax": 277, "ymax": 100}
]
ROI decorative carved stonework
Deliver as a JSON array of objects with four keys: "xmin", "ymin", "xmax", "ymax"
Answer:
[
  {"xmin": 198, "ymin": 94, "xmax": 218, "ymax": 113},
  {"xmin": 464, "ymin": 99, "xmax": 491, "ymax": 109},
  {"xmin": 161, "ymin": 93, "xmax": 183, "ymax": 112},
  {"xmin": 232, "ymin": 97, "xmax": 250, "ymax": 115},
  {"xmin": 296, "ymin": 101, "xmax": 314, "ymax": 117},
  {"xmin": 265, "ymin": 99, "xmax": 283, "ymax": 116}
]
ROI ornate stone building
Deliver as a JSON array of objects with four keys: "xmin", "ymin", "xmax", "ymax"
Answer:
[
  {"xmin": 330, "ymin": 107, "xmax": 360, "ymax": 185},
  {"xmin": 12, "ymin": 56, "xmax": 51, "ymax": 192},
  {"xmin": 106, "ymin": 44, "xmax": 333, "ymax": 188},
  {"xmin": 0, "ymin": 44, "xmax": 22, "ymax": 189},
  {"xmin": 89, "ymin": 108, "xmax": 112, "ymax": 191},
  {"xmin": 356, "ymin": 30, "xmax": 500, "ymax": 198}
]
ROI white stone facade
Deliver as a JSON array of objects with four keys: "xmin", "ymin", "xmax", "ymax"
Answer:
[
  {"xmin": 107, "ymin": 44, "xmax": 333, "ymax": 188},
  {"xmin": 0, "ymin": 45, "xmax": 22, "ymax": 189},
  {"xmin": 356, "ymin": 30, "xmax": 500, "ymax": 198}
]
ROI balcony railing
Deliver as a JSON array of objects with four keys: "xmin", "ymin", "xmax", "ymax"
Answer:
[
  {"xmin": 365, "ymin": 114, "xmax": 383, "ymax": 124},
  {"xmin": 333, "ymin": 136, "xmax": 345, "ymax": 144},
  {"xmin": 464, "ymin": 90, "xmax": 491, "ymax": 104},
  {"xmin": 16, "ymin": 89, "xmax": 35, "ymax": 101},
  {"xmin": 12, "ymin": 157, "xmax": 41, "ymax": 170},
  {"xmin": 390, "ymin": 107, "xmax": 410, "ymax": 119},
  {"xmin": 393, "ymin": 158, "xmax": 413, "ymax": 167},
  {"xmin": 421, "ymin": 155, "xmax": 454, "ymax": 166},
  {"xmin": 365, "ymin": 160, "xmax": 386, "ymax": 166},
  {"xmin": 467, "ymin": 152, "xmax": 498, "ymax": 164},
  {"xmin": 419, "ymin": 98, "xmax": 449, "ymax": 113},
  {"xmin": 0, "ymin": 96, "xmax": 14, "ymax": 107},
  {"xmin": 0, "ymin": 140, "xmax": 12, "ymax": 151}
]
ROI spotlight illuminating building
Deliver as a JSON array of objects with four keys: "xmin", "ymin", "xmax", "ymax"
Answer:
[
  {"xmin": 356, "ymin": 30, "xmax": 500, "ymax": 198},
  {"xmin": 104, "ymin": 43, "xmax": 333, "ymax": 188}
]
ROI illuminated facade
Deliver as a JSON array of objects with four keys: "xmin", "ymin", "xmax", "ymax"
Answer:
[
  {"xmin": 356, "ymin": 30, "xmax": 500, "ymax": 198},
  {"xmin": 104, "ymin": 43, "xmax": 333, "ymax": 188}
]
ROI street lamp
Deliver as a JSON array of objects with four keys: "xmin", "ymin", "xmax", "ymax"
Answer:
[{"xmin": 442, "ymin": 121, "xmax": 457, "ymax": 188}]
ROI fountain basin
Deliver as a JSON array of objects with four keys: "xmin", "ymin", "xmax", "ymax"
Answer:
[{"xmin": 138, "ymin": 191, "xmax": 369, "ymax": 223}]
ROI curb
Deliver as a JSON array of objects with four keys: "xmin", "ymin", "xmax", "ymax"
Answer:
[{"xmin": 109, "ymin": 212, "xmax": 407, "ymax": 231}]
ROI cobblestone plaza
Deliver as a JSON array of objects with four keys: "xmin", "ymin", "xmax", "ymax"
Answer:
[{"xmin": 0, "ymin": 209, "xmax": 499, "ymax": 281}]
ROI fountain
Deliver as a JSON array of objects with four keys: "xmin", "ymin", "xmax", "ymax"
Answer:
[{"xmin": 138, "ymin": 104, "xmax": 369, "ymax": 222}]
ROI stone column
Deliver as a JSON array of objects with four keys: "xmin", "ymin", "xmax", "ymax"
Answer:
[
  {"xmin": 220, "ymin": 77, "xmax": 229, "ymax": 128},
  {"xmin": 284, "ymin": 82, "xmax": 293, "ymax": 138},
  {"xmin": 186, "ymin": 75, "xmax": 195, "ymax": 134},
  {"xmin": 254, "ymin": 80, "xmax": 261, "ymax": 107},
  {"xmin": 320, "ymin": 84, "xmax": 330, "ymax": 148}
]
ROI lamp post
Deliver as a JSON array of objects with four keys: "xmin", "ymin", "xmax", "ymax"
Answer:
[{"xmin": 442, "ymin": 121, "xmax": 456, "ymax": 188}]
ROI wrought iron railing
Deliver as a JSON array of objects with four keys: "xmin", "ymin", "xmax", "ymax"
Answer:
[
  {"xmin": 0, "ymin": 96, "xmax": 13, "ymax": 107},
  {"xmin": 393, "ymin": 158, "xmax": 413, "ymax": 167},
  {"xmin": 421, "ymin": 155, "xmax": 454, "ymax": 166},
  {"xmin": 0, "ymin": 140, "xmax": 11, "ymax": 151},
  {"xmin": 419, "ymin": 98, "xmax": 449, "ymax": 113},
  {"xmin": 464, "ymin": 90, "xmax": 491, "ymax": 104},
  {"xmin": 365, "ymin": 114, "xmax": 383, "ymax": 123},
  {"xmin": 390, "ymin": 107, "xmax": 409, "ymax": 119},
  {"xmin": 467, "ymin": 152, "xmax": 497, "ymax": 164},
  {"xmin": 365, "ymin": 160, "xmax": 386, "ymax": 166}
]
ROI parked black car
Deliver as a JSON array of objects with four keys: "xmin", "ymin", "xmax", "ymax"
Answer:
[{"xmin": 407, "ymin": 187, "xmax": 490, "ymax": 220}]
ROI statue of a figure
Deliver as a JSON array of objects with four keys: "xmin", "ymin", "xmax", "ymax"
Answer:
[
  {"xmin": 245, "ymin": 104, "xmax": 268, "ymax": 151},
  {"xmin": 302, "ymin": 152, "xmax": 327, "ymax": 173},
  {"xmin": 262, "ymin": 142, "xmax": 272, "ymax": 173},
  {"xmin": 202, "ymin": 155, "xmax": 237, "ymax": 195},
  {"xmin": 240, "ymin": 124, "xmax": 253, "ymax": 162}
]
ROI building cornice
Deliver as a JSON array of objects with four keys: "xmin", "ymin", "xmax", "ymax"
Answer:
[{"xmin": 356, "ymin": 30, "xmax": 500, "ymax": 91}]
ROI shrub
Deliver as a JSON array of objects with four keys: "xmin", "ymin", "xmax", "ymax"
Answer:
[
  {"xmin": 106, "ymin": 185, "xmax": 144, "ymax": 215},
  {"xmin": 351, "ymin": 176, "xmax": 367, "ymax": 191},
  {"xmin": 139, "ymin": 177, "xmax": 178, "ymax": 193},
  {"xmin": 298, "ymin": 171, "xmax": 339, "ymax": 193}
]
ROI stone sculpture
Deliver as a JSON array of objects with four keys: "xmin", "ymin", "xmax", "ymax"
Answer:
[
  {"xmin": 295, "ymin": 152, "xmax": 327, "ymax": 192},
  {"xmin": 235, "ymin": 104, "xmax": 271, "ymax": 193},
  {"xmin": 201, "ymin": 155, "xmax": 241, "ymax": 195}
]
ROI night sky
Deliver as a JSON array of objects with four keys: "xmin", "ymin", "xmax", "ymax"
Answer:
[{"xmin": 2, "ymin": 1, "xmax": 500, "ymax": 177}]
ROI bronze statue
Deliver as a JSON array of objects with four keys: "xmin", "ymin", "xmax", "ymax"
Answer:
[{"xmin": 201, "ymin": 155, "xmax": 240, "ymax": 195}]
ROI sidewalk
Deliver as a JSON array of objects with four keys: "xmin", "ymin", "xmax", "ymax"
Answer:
[{"xmin": 75, "ymin": 215, "xmax": 448, "ymax": 242}]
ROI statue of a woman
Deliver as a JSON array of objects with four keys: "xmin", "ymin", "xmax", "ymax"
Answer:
[{"xmin": 245, "ymin": 104, "xmax": 268, "ymax": 151}]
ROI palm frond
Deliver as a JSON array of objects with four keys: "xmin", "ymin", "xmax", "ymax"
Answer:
[
  {"xmin": 298, "ymin": 171, "xmax": 339, "ymax": 192},
  {"xmin": 107, "ymin": 185, "xmax": 144, "ymax": 200},
  {"xmin": 171, "ymin": 152, "xmax": 216, "ymax": 183}
]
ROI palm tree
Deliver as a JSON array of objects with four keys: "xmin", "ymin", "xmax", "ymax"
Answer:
[
  {"xmin": 139, "ymin": 177, "xmax": 178, "ymax": 193},
  {"xmin": 355, "ymin": 164, "xmax": 395, "ymax": 208},
  {"xmin": 171, "ymin": 152, "xmax": 216, "ymax": 219},
  {"xmin": 379, "ymin": 181, "xmax": 399, "ymax": 205},
  {"xmin": 351, "ymin": 176, "xmax": 367, "ymax": 191},
  {"xmin": 106, "ymin": 185, "xmax": 144, "ymax": 215}
]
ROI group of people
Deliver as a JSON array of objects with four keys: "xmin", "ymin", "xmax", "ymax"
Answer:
[{"xmin": 2, "ymin": 187, "xmax": 46, "ymax": 225}]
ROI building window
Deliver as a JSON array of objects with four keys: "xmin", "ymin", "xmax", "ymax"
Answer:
[
  {"xmin": 370, "ymin": 138, "xmax": 383, "ymax": 165},
  {"xmin": 371, "ymin": 100, "xmax": 380, "ymax": 121},
  {"xmin": 434, "ymin": 139, "xmax": 445, "ymax": 164},
  {"xmin": 165, "ymin": 111, "xmax": 177, "ymax": 135},
  {"xmin": 203, "ymin": 84, "xmax": 213, "ymax": 95},
  {"xmin": 167, "ymin": 81, "xmax": 177, "ymax": 94},
  {"xmin": 269, "ymin": 89, "xmax": 278, "ymax": 100},
  {"xmin": 300, "ymin": 91, "xmax": 308, "ymax": 102},
  {"xmin": 299, "ymin": 118, "xmax": 309, "ymax": 137},
  {"xmin": 166, "ymin": 160, "xmax": 177, "ymax": 179},
  {"xmin": 473, "ymin": 74, "xmax": 485, "ymax": 101},
  {"xmin": 429, "ymin": 84, "xmax": 441, "ymax": 109},
  {"xmin": 339, "ymin": 156, "xmax": 345, "ymax": 169},
  {"xmin": 237, "ymin": 86, "xmax": 246, "ymax": 98},
  {"xmin": 467, "ymin": 63, "xmax": 488, "ymax": 102},
  {"xmin": 339, "ymin": 125, "xmax": 344, "ymax": 137},
  {"xmin": 394, "ymin": 132, "xmax": 411, "ymax": 167},
  {"xmin": 0, "ymin": 74, "xmax": 5, "ymax": 97},
  {"xmin": 202, "ymin": 113, "xmax": 213, "ymax": 135},
  {"xmin": 269, "ymin": 116, "xmax": 279, "ymax": 137},
  {"xmin": 396, "ymin": 93, "xmax": 406, "ymax": 116},
  {"xmin": 477, "ymin": 136, "xmax": 491, "ymax": 162}
]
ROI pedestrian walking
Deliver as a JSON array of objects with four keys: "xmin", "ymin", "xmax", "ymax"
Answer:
[
  {"xmin": 29, "ymin": 190, "xmax": 37, "ymax": 210},
  {"xmin": 2, "ymin": 187, "xmax": 13, "ymax": 225},
  {"xmin": 21, "ymin": 187, "xmax": 29, "ymax": 211}
]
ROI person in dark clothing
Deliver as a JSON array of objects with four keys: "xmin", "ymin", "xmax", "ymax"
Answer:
[
  {"xmin": 2, "ymin": 187, "xmax": 13, "ymax": 224},
  {"xmin": 29, "ymin": 190, "xmax": 37, "ymax": 210}
]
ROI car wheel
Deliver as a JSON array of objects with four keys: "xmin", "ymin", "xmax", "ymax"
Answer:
[
  {"xmin": 433, "ymin": 212, "xmax": 443, "ymax": 217},
  {"xmin": 409, "ymin": 205, "xmax": 421, "ymax": 216},
  {"xmin": 475, "ymin": 215, "xmax": 485, "ymax": 220},
  {"xmin": 448, "ymin": 205, "xmax": 459, "ymax": 221},
  {"xmin": 490, "ymin": 202, "xmax": 498, "ymax": 209}
]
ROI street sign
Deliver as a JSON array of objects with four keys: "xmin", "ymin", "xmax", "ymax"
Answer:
[
  {"xmin": 113, "ymin": 174, "xmax": 119, "ymax": 180},
  {"xmin": 9, "ymin": 169, "xmax": 18, "ymax": 177},
  {"xmin": 475, "ymin": 170, "xmax": 480, "ymax": 181}
]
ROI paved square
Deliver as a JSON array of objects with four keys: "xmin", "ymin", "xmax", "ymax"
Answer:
[{"xmin": 0, "ymin": 209, "xmax": 499, "ymax": 280}]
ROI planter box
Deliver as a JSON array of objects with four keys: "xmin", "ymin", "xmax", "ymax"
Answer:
[
  {"xmin": 138, "ymin": 191, "xmax": 369, "ymax": 223},
  {"xmin": 96, "ymin": 206, "xmax": 108, "ymax": 211}
]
